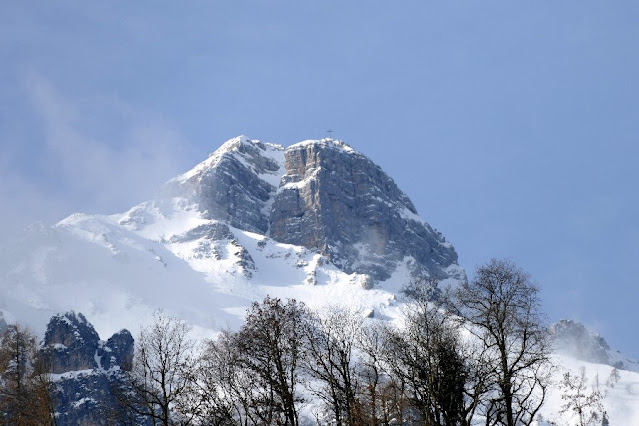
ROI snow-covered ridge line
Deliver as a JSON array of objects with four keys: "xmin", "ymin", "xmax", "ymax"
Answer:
[
  {"xmin": 0, "ymin": 134, "xmax": 467, "ymax": 341},
  {"xmin": 168, "ymin": 135, "xmax": 285, "ymax": 185},
  {"xmin": 3, "ymin": 134, "xmax": 639, "ymax": 424},
  {"xmin": 169, "ymin": 136, "xmax": 363, "ymax": 187},
  {"xmin": 288, "ymin": 138, "xmax": 359, "ymax": 154}
]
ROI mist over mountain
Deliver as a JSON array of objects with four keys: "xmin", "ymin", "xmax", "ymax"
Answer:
[
  {"xmin": 0, "ymin": 136, "xmax": 464, "ymax": 337},
  {"xmin": 163, "ymin": 136, "xmax": 463, "ymax": 283},
  {"xmin": 0, "ymin": 136, "xmax": 637, "ymax": 425}
]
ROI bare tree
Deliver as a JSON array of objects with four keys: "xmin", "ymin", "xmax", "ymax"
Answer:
[
  {"xmin": 605, "ymin": 367, "xmax": 620, "ymax": 389},
  {"xmin": 234, "ymin": 297, "xmax": 305, "ymax": 426},
  {"xmin": 0, "ymin": 323, "xmax": 56, "ymax": 425},
  {"xmin": 383, "ymin": 291, "xmax": 472, "ymax": 426},
  {"xmin": 197, "ymin": 331, "xmax": 247, "ymax": 426},
  {"xmin": 124, "ymin": 311, "xmax": 198, "ymax": 426},
  {"xmin": 355, "ymin": 321, "xmax": 396, "ymax": 425},
  {"xmin": 455, "ymin": 258, "xmax": 552, "ymax": 426},
  {"xmin": 302, "ymin": 307, "xmax": 362, "ymax": 425},
  {"xmin": 560, "ymin": 367, "xmax": 604, "ymax": 426}
]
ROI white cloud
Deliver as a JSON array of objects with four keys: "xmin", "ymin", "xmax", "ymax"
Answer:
[
  {"xmin": 0, "ymin": 72, "xmax": 191, "ymax": 239},
  {"xmin": 21, "ymin": 72, "xmax": 190, "ymax": 212}
]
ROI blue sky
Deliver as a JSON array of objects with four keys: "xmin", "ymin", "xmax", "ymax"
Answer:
[{"xmin": 1, "ymin": 1, "xmax": 638, "ymax": 357}]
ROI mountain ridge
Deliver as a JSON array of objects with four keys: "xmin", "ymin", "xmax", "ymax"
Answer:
[
  {"xmin": 0, "ymin": 136, "xmax": 462, "ymax": 340},
  {"xmin": 1, "ymin": 136, "xmax": 639, "ymax": 425},
  {"xmin": 163, "ymin": 135, "xmax": 463, "ymax": 283}
]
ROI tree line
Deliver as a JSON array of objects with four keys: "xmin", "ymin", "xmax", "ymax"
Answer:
[
  {"xmin": 117, "ymin": 258, "xmax": 553, "ymax": 426},
  {"xmin": 0, "ymin": 258, "xmax": 566, "ymax": 425},
  {"xmin": 0, "ymin": 323, "xmax": 56, "ymax": 425}
]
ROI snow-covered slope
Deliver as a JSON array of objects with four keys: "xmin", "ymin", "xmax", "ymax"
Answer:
[
  {"xmin": 538, "ymin": 355, "xmax": 639, "ymax": 425},
  {"xmin": 0, "ymin": 136, "xmax": 637, "ymax": 425},
  {"xmin": 0, "ymin": 210, "xmax": 245, "ymax": 339},
  {"xmin": 0, "ymin": 136, "xmax": 465, "ymax": 339},
  {"xmin": 551, "ymin": 319, "xmax": 639, "ymax": 373},
  {"xmin": 0, "ymin": 201, "xmax": 407, "ymax": 339}
]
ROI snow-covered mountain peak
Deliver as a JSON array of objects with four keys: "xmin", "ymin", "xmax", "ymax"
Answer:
[
  {"xmin": 0, "ymin": 135, "xmax": 466, "ymax": 340},
  {"xmin": 551, "ymin": 319, "xmax": 639, "ymax": 372},
  {"xmin": 221, "ymin": 135, "xmax": 285, "ymax": 154},
  {"xmin": 153, "ymin": 135, "xmax": 464, "ymax": 285},
  {"xmin": 4, "ymin": 135, "xmax": 639, "ymax": 424},
  {"xmin": 168, "ymin": 135, "xmax": 285, "ymax": 187},
  {"xmin": 288, "ymin": 138, "xmax": 359, "ymax": 155},
  {"xmin": 3, "ymin": 135, "xmax": 639, "ymax": 425}
]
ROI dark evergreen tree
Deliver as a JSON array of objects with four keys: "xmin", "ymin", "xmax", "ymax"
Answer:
[{"xmin": 0, "ymin": 324, "xmax": 56, "ymax": 425}]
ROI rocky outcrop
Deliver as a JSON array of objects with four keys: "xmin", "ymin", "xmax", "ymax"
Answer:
[
  {"xmin": 43, "ymin": 311, "xmax": 101, "ymax": 373},
  {"xmin": 99, "ymin": 329, "xmax": 134, "ymax": 371},
  {"xmin": 270, "ymin": 140, "xmax": 461, "ymax": 282},
  {"xmin": 165, "ymin": 136, "xmax": 464, "ymax": 284},
  {"xmin": 165, "ymin": 136, "xmax": 284, "ymax": 234},
  {"xmin": 42, "ymin": 311, "xmax": 134, "ymax": 374},
  {"xmin": 53, "ymin": 371, "xmax": 136, "ymax": 426},
  {"xmin": 0, "ymin": 312, "xmax": 6, "ymax": 336},
  {"xmin": 40, "ymin": 312, "xmax": 137, "ymax": 425},
  {"xmin": 169, "ymin": 222, "xmax": 235, "ymax": 243},
  {"xmin": 168, "ymin": 222, "xmax": 256, "ymax": 277},
  {"xmin": 551, "ymin": 320, "xmax": 610, "ymax": 365},
  {"xmin": 549, "ymin": 319, "xmax": 637, "ymax": 370}
]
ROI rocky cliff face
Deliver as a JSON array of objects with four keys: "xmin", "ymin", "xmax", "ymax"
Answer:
[
  {"xmin": 550, "ymin": 320, "xmax": 639, "ymax": 371},
  {"xmin": 0, "ymin": 312, "xmax": 6, "ymax": 336},
  {"xmin": 42, "ymin": 312, "xmax": 134, "ymax": 374},
  {"xmin": 43, "ymin": 312, "xmax": 101, "ymax": 373},
  {"xmin": 99, "ymin": 329, "xmax": 135, "ymax": 371},
  {"xmin": 551, "ymin": 320, "xmax": 611, "ymax": 365},
  {"xmin": 41, "ymin": 312, "xmax": 136, "ymax": 425},
  {"xmin": 165, "ymin": 136, "xmax": 284, "ymax": 234},
  {"xmin": 166, "ymin": 136, "xmax": 463, "ymax": 284},
  {"xmin": 270, "ymin": 140, "xmax": 460, "ymax": 282}
]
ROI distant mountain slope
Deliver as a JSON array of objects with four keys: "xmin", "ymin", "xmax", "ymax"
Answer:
[
  {"xmin": 1, "ymin": 136, "xmax": 638, "ymax": 425},
  {"xmin": 551, "ymin": 319, "xmax": 639, "ymax": 372},
  {"xmin": 0, "ymin": 136, "xmax": 463, "ymax": 339},
  {"xmin": 164, "ymin": 136, "xmax": 464, "ymax": 283}
]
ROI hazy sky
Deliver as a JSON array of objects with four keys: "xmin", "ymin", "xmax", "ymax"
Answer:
[{"xmin": 1, "ymin": 1, "xmax": 638, "ymax": 356}]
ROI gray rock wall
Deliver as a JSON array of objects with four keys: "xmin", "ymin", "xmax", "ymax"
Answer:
[
  {"xmin": 167, "ymin": 137, "xmax": 463, "ymax": 284},
  {"xmin": 269, "ymin": 140, "xmax": 460, "ymax": 282},
  {"xmin": 40, "ymin": 312, "xmax": 138, "ymax": 425},
  {"xmin": 43, "ymin": 312, "xmax": 100, "ymax": 373},
  {"xmin": 0, "ymin": 312, "xmax": 6, "ymax": 336},
  {"xmin": 42, "ymin": 311, "xmax": 134, "ymax": 374},
  {"xmin": 166, "ymin": 137, "xmax": 283, "ymax": 234},
  {"xmin": 551, "ymin": 320, "xmax": 613, "ymax": 366},
  {"xmin": 99, "ymin": 329, "xmax": 134, "ymax": 371}
]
